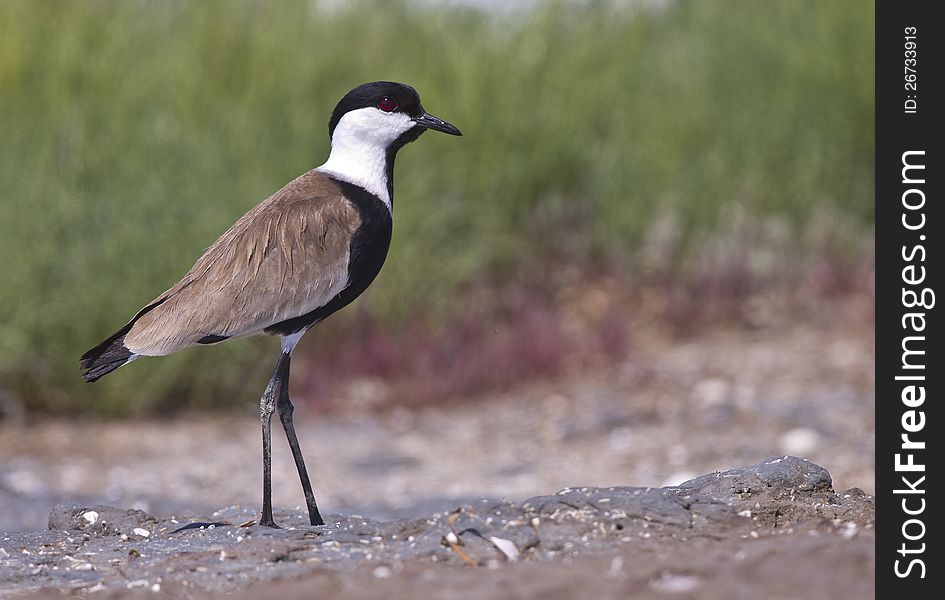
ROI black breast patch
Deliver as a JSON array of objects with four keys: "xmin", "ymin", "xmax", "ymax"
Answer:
[{"xmin": 264, "ymin": 179, "xmax": 393, "ymax": 336}]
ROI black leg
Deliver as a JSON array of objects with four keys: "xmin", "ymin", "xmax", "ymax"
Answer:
[
  {"xmin": 276, "ymin": 354, "xmax": 325, "ymax": 526},
  {"xmin": 259, "ymin": 352, "xmax": 290, "ymax": 528}
]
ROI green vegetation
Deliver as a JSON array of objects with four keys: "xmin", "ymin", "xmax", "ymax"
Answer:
[{"xmin": 0, "ymin": 0, "xmax": 873, "ymax": 414}]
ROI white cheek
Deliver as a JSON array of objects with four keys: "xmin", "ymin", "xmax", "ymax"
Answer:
[
  {"xmin": 335, "ymin": 108, "xmax": 415, "ymax": 145},
  {"xmin": 316, "ymin": 107, "xmax": 416, "ymax": 212}
]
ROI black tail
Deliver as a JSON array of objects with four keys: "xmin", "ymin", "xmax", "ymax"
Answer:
[
  {"xmin": 80, "ymin": 326, "xmax": 135, "ymax": 382},
  {"xmin": 80, "ymin": 298, "xmax": 167, "ymax": 382}
]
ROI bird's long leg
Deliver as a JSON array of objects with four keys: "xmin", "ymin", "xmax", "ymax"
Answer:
[
  {"xmin": 276, "ymin": 353, "xmax": 325, "ymax": 526},
  {"xmin": 259, "ymin": 352, "xmax": 291, "ymax": 528}
]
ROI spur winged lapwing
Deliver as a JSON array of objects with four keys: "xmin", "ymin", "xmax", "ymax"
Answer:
[{"xmin": 80, "ymin": 82, "xmax": 462, "ymax": 527}]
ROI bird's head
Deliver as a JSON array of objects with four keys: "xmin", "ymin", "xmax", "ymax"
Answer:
[{"xmin": 327, "ymin": 81, "xmax": 462, "ymax": 152}]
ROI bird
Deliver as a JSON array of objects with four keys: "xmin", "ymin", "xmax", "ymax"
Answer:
[{"xmin": 79, "ymin": 81, "xmax": 462, "ymax": 528}]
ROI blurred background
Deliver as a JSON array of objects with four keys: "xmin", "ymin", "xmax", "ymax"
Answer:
[{"xmin": 1, "ymin": 0, "xmax": 873, "ymax": 531}]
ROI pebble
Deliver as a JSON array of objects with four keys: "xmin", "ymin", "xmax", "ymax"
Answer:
[
  {"xmin": 840, "ymin": 523, "xmax": 858, "ymax": 541},
  {"xmin": 692, "ymin": 378, "xmax": 730, "ymax": 407},
  {"xmin": 651, "ymin": 573, "xmax": 702, "ymax": 593},
  {"xmin": 372, "ymin": 565, "xmax": 392, "ymax": 578},
  {"xmin": 488, "ymin": 536, "xmax": 519, "ymax": 561},
  {"xmin": 607, "ymin": 555, "xmax": 624, "ymax": 578},
  {"xmin": 780, "ymin": 428, "xmax": 820, "ymax": 455}
]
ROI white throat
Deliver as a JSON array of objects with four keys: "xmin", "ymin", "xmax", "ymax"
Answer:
[{"xmin": 316, "ymin": 107, "xmax": 416, "ymax": 213}]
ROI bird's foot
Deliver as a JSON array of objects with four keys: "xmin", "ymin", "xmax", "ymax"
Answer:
[{"xmin": 259, "ymin": 515, "xmax": 281, "ymax": 529}]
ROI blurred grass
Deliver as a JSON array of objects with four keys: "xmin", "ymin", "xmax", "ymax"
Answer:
[{"xmin": 0, "ymin": 0, "xmax": 873, "ymax": 415}]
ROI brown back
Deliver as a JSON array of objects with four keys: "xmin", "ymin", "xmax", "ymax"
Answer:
[{"xmin": 124, "ymin": 170, "xmax": 360, "ymax": 356}]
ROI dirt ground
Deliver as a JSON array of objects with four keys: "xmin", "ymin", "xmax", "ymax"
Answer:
[
  {"xmin": 0, "ymin": 317, "xmax": 874, "ymax": 598},
  {"xmin": 3, "ymin": 457, "xmax": 874, "ymax": 599}
]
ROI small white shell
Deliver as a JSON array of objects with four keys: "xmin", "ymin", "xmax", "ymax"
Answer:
[{"xmin": 487, "ymin": 536, "xmax": 519, "ymax": 561}]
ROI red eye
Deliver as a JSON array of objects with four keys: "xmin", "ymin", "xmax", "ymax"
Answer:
[{"xmin": 377, "ymin": 97, "xmax": 397, "ymax": 112}]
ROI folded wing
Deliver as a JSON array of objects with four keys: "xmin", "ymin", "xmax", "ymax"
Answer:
[{"xmin": 123, "ymin": 171, "xmax": 360, "ymax": 356}]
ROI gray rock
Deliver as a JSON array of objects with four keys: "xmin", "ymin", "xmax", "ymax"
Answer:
[{"xmin": 48, "ymin": 503, "xmax": 159, "ymax": 537}]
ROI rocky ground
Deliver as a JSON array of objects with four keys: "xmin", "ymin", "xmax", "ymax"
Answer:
[
  {"xmin": 1, "ymin": 320, "xmax": 874, "ymax": 597},
  {"xmin": 1, "ymin": 457, "xmax": 873, "ymax": 599}
]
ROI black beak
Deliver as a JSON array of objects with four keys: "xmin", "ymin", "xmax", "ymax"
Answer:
[{"xmin": 414, "ymin": 112, "xmax": 462, "ymax": 136}]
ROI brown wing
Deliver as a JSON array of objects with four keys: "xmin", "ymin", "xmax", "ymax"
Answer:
[{"xmin": 124, "ymin": 170, "xmax": 360, "ymax": 356}]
